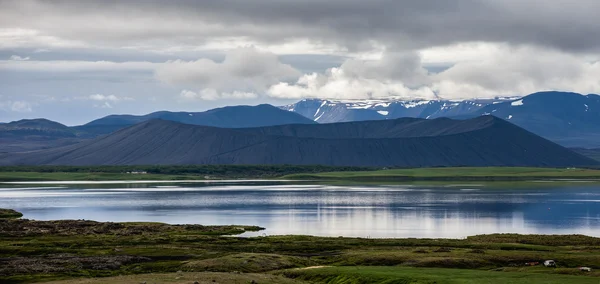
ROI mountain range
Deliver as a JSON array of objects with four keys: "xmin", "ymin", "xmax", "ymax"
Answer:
[
  {"xmin": 282, "ymin": 91, "xmax": 600, "ymax": 148},
  {"xmin": 0, "ymin": 116, "xmax": 595, "ymax": 167},
  {"xmin": 0, "ymin": 104, "xmax": 315, "ymax": 152},
  {"xmin": 2, "ymin": 91, "xmax": 600, "ymax": 156}
]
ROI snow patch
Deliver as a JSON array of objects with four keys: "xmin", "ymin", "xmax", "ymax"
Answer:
[
  {"xmin": 377, "ymin": 111, "xmax": 389, "ymax": 116},
  {"xmin": 511, "ymin": 99, "xmax": 524, "ymax": 106},
  {"xmin": 403, "ymin": 101, "xmax": 430, "ymax": 108},
  {"xmin": 315, "ymin": 112, "xmax": 325, "ymax": 121},
  {"xmin": 314, "ymin": 100, "xmax": 328, "ymax": 116}
]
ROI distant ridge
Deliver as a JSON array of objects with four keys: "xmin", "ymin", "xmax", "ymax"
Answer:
[
  {"xmin": 1, "ymin": 116, "xmax": 596, "ymax": 167},
  {"xmin": 78, "ymin": 104, "xmax": 316, "ymax": 135},
  {"xmin": 0, "ymin": 104, "xmax": 317, "ymax": 152}
]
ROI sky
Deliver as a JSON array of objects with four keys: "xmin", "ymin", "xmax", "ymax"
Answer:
[{"xmin": 2, "ymin": 0, "xmax": 600, "ymax": 125}]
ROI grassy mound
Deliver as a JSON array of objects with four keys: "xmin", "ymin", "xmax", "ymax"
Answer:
[{"xmin": 0, "ymin": 209, "xmax": 23, "ymax": 219}]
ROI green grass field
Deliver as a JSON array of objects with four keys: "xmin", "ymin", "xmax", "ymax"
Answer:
[
  {"xmin": 284, "ymin": 167, "xmax": 600, "ymax": 181},
  {"xmin": 283, "ymin": 266, "xmax": 600, "ymax": 284},
  {"xmin": 0, "ymin": 171, "xmax": 205, "ymax": 182},
  {"xmin": 3, "ymin": 167, "xmax": 600, "ymax": 182}
]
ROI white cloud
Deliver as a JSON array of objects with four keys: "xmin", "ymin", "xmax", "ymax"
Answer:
[
  {"xmin": 433, "ymin": 45, "xmax": 600, "ymax": 98},
  {"xmin": 88, "ymin": 94, "xmax": 133, "ymax": 102},
  {"xmin": 0, "ymin": 60, "xmax": 156, "ymax": 72},
  {"xmin": 267, "ymin": 52, "xmax": 436, "ymax": 100},
  {"xmin": 268, "ymin": 69, "xmax": 436, "ymax": 100},
  {"xmin": 0, "ymin": 101, "xmax": 33, "ymax": 113},
  {"xmin": 267, "ymin": 44, "xmax": 600, "ymax": 100},
  {"xmin": 180, "ymin": 89, "xmax": 258, "ymax": 101},
  {"xmin": 0, "ymin": 28, "xmax": 86, "ymax": 49},
  {"xmin": 155, "ymin": 47, "xmax": 301, "ymax": 93},
  {"xmin": 9, "ymin": 55, "xmax": 30, "ymax": 61}
]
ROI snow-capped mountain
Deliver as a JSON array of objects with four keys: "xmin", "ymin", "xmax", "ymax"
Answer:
[
  {"xmin": 281, "ymin": 98, "xmax": 515, "ymax": 123},
  {"xmin": 281, "ymin": 91, "xmax": 600, "ymax": 148}
]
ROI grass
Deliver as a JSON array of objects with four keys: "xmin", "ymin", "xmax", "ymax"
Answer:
[
  {"xmin": 0, "ymin": 167, "xmax": 600, "ymax": 182},
  {"xmin": 0, "ymin": 208, "xmax": 23, "ymax": 219},
  {"xmin": 2, "ymin": 209, "xmax": 600, "ymax": 283},
  {"xmin": 0, "ymin": 172, "xmax": 205, "ymax": 182},
  {"xmin": 41, "ymin": 272, "xmax": 305, "ymax": 284},
  {"xmin": 282, "ymin": 266, "xmax": 600, "ymax": 284},
  {"xmin": 284, "ymin": 167, "xmax": 600, "ymax": 181}
]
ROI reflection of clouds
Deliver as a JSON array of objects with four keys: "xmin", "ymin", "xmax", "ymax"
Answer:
[{"xmin": 2, "ymin": 183, "xmax": 600, "ymax": 238}]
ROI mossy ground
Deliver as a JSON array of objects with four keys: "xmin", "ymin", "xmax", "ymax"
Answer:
[
  {"xmin": 0, "ymin": 208, "xmax": 23, "ymax": 219},
  {"xmin": 1, "ymin": 209, "xmax": 600, "ymax": 283}
]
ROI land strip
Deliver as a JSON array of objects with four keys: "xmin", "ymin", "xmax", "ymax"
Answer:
[
  {"xmin": 284, "ymin": 167, "xmax": 600, "ymax": 181},
  {"xmin": 2, "ymin": 209, "xmax": 600, "ymax": 283}
]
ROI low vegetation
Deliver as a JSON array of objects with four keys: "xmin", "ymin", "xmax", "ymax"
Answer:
[
  {"xmin": 0, "ymin": 208, "xmax": 23, "ymax": 219},
  {"xmin": 0, "ymin": 165, "xmax": 373, "ymax": 181},
  {"xmin": 2, "ymin": 209, "xmax": 600, "ymax": 283},
  {"xmin": 284, "ymin": 167, "xmax": 600, "ymax": 181},
  {"xmin": 282, "ymin": 266, "xmax": 600, "ymax": 284},
  {"xmin": 3, "ymin": 165, "xmax": 600, "ymax": 182}
]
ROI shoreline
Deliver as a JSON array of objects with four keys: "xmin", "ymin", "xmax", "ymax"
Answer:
[{"xmin": 3, "ymin": 166, "xmax": 600, "ymax": 183}]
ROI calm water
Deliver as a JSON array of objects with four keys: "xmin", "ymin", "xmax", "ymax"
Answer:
[{"xmin": 2, "ymin": 181, "xmax": 600, "ymax": 238}]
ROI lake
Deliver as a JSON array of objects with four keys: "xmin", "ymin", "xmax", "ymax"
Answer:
[{"xmin": 1, "ymin": 181, "xmax": 600, "ymax": 238}]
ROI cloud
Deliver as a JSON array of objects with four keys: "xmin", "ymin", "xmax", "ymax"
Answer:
[
  {"xmin": 267, "ymin": 52, "xmax": 435, "ymax": 100},
  {"xmin": 0, "ymin": 101, "xmax": 33, "ymax": 112},
  {"xmin": 268, "ymin": 46, "xmax": 600, "ymax": 100},
  {"xmin": 180, "ymin": 89, "xmax": 258, "ymax": 101},
  {"xmin": 0, "ymin": 60, "xmax": 155, "ymax": 72},
  {"xmin": 156, "ymin": 47, "xmax": 300, "ymax": 93},
  {"xmin": 3, "ymin": 1, "xmax": 600, "ymax": 53},
  {"xmin": 433, "ymin": 45, "xmax": 600, "ymax": 98},
  {"xmin": 9, "ymin": 55, "xmax": 30, "ymax": 61},
  {"xmin": 88, "ymin": 94, "xmax": 133, "ymax": 102}
]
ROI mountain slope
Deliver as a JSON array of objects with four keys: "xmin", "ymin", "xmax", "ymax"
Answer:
[{"xmin": 2, "ymin": 116, "xmax": 595, "ymax": 167}]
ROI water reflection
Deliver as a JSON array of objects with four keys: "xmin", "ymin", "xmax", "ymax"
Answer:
[{"xmin": 1, "ymin": 182, "xmax": 600, "ymax": 238}]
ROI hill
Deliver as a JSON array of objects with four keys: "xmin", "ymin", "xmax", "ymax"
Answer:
[
  {"xmin": 1, "ymin": 116, "xmax": 596, "ymax": 167},
  {"xmin": 0, "ymin": 119, "xmax": 84, "ymax": 152}
]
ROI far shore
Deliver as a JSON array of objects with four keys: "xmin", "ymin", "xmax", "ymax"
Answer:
[{"xmin": 2, "ymin": 166, "xmax": 600, "ymax": 183}]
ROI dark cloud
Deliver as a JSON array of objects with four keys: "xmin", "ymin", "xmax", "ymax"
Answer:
[{"xmin": 2, "ymin": 0, "xmax": 600, "ymax": 52}]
